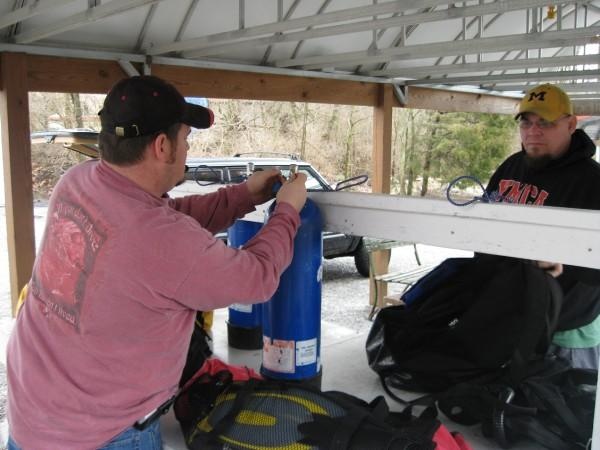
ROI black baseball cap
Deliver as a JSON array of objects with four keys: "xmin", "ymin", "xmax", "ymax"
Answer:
[{"xmin": 99, "ymin": 75, "xmax": 214, "ymax": 138}]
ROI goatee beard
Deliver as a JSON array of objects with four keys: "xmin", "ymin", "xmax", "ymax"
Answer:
[{"xmin": 524, "ymin": 154, "xmax": 553, "ymax": 170}]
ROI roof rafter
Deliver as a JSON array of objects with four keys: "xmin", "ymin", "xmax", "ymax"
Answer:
[
  {"xmin": 290, "ymin": 0, "xmax": 333, "ymax": 61},
  {"xmin": 260, "ymin": 0, "xmax": 302, "ymax": 65},
  {"xmin": 492, "ymin": 82, "xmax": 600, "ymax": 93},
  {"xmin": 184, "ymin": 0, "xmax": 553, "ymax": 58},
  {"xmin": 371, "ymin": 54, "xmax": 599, "ymax": 78},
  {"xmin": 275, "ymin": 26, "xmax": 600, "ymax": 70},
  {"xmin": 149, "ymin": 0, "xmax": 454, "ymax": 56},
  {"xmin": 13, "ymin": 0, "xmax": 163, "ymax": 44},
  {"xmin": 0, "ymin": 0, "xmax": 78, "ymax": 31},
  {"xmin": 174, "ymin": 0, "xmax": 200, "ymax": 43},
  {"xmin": 404, "ymin": 68, "xmax": 600, "ymax": 86}
]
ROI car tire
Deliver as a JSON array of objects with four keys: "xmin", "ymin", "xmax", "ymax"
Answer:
[{"xmin": 354, "ymin": 241, "xmax": 370, "ymax": 278}]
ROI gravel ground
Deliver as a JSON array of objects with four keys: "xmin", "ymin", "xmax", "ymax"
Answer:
[{"xmin": 321, "ymin": 244, "xmax": 472, "ymax": 334}]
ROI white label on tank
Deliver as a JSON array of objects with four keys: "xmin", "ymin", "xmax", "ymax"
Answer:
[
  {"xmin": 230, "ymin": 303, "xmax": 253, "ymax": 313},
  {"xmin": 296, "ymin": 338, "xmax": 318, "ymax": 366},
  {"xmin": 317, "ymin": 264, "xmax": 323, "ymax": 283},
  {"xmin": 262, "ymin": 336, "xmax": 295, "ymax": 373}
]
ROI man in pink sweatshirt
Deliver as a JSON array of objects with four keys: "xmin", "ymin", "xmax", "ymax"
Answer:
[{"xmin": 7, "ymin": 75, "xmax": 307, "ymax": 450}]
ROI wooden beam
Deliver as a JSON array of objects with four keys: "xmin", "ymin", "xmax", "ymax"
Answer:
[
  {"xmin": 152, "ymin": 64, "xmax": 378, "ymax": 106},
  {"xmin": 21, "ymin": 54, "xmax": 521, "ymax": 116},
  {"xmin": 25, "ymin": 55, "xmax": 127, "ymax": 93},
  {"xmin": 372, "ymin": 84, "xmax": 393, "ymax": 194},
  {"xmin": 23, "ymin": 55, "xmax": 379, "ymax": 105},
  {"xmin": 370, "ymin": 84, "xmax": 394, "ymax": 305},
  {"xmin": 406, "ymin": 86, "xmax": 519, "ymax": 115},
  {"xmin": 0, "ymin": 53, "xmax": 35, "ymax": 315}
]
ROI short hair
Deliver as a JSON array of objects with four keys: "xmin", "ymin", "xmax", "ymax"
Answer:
[{"xmin": 98, "ymin": 122, "xmax": 182, "ymax": 165}]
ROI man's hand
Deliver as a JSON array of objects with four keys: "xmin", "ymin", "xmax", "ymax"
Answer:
[
  {"xmin": 246, "ymin": 169, "xmax": 285, "ymax": 205},
  {"xmin": 276, "ymin": 173, "xmax": 307, "ymax": 213},
  {"xmin": 535, "ymin": 260, "xmax": 563, "ymax": 278}
]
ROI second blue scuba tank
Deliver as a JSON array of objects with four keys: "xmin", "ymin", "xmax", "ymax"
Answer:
[{"xmin": 227, "ymin": 219, "xmax": 264, "ymax": 350}]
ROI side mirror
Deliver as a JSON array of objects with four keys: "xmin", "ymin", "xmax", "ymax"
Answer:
[{"xmin": 334, "ymin": 174, "xmax": 369, "ymax": 192}]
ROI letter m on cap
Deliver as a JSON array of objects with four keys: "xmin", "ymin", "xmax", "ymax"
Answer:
[{"xmin": 528, "ymin": 91, "xmax": 546, "ymax": 102}]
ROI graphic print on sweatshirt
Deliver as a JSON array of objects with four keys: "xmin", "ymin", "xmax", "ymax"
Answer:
[
  {"xmin": 31, "ymin": 197, "xmax": 106, "ymax": 330},
  {"xmin": 490, "ymin": 179, "xmax": 549, "ymax": 205}
]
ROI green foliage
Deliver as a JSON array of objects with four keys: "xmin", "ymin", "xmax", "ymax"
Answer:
[
  {"xmin": 392, "ymin": 109, "xmax": 517, "ymax": 196},
  {"xmin": 433, "ymin": 112, "xmax": 516, "ymax": 183}
]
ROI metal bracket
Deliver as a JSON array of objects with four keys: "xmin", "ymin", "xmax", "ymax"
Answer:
[
  {"xmin": 118, "ymin": 59, "xmax": 140, "ymax": 77},
  {"xmin": 392, "ymin": 83, "xmax": 407, "ymax": 106},
  {"xmin": 144, "ymin": 55, "xmax": 152, "ymax": 75}
]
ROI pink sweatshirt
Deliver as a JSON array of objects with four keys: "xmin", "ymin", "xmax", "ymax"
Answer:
[{"xmin": 7, "ymin": 160, "xmax": 300, "ymax": 449}]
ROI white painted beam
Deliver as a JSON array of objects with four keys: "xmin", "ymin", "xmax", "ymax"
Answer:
[
  {"xmin": 148, "ymin": 0, "xmax": 453, "ymax": 55},
  {"xmin": 184, "ymin": 0, "xmax": 555, "ymax": 58},
  {"xmin": 0, "ymin": 0, "xmax": 78, "ymax": 31},
  {"xmin": 405, "ymin": 69, "xmax": 600, "ymax": 86},
  {"xmin": 118, "ymin": 59, "xmax": 140, "ymax": 77},
  {"xmin": 13, "ymin": 0, "xmax": 163, "ymax": 44},
  {"xmin": 492, "ymin": 82, "xmax": 600, "ymax": 93},
  {"xmin": 370, "ymin": 55, "xmax": 598, "ymax": 78},
  {"xmin": 308, "ymin": 191, "xmax": 600, "ymax": 269},
  {"xmin": 275, "ymin": 27, "xmax": 600, "ymax": 70}
]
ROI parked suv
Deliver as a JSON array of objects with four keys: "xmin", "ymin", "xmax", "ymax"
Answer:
[
  {"xmin": 174, "ymin": 155, "xmax": 370, "ymax": 277},
  {"xmin": 30, "ymin": 131, "xmax": 370, "ymax": 276}
]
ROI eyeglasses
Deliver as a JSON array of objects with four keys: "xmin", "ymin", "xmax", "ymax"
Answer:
[{"xmin": 519, "ymin": 115, "xmax": 570, "ymax": 130}]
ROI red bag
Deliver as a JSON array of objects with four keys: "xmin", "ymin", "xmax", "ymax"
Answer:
[{"xmin": 432, "ymin": 424, "xmax": 473, "ymax": 450}]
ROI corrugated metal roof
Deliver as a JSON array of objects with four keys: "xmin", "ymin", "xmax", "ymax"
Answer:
[{"xmin": 1, "ymin": 0, "xmax": 598, "ymax": 104}]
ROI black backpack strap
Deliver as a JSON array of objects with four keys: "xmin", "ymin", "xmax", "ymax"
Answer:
[
  {"xmin": 368, "ymin": 395, "xmax": 391, "ymax": 422},
  {"xmin": 203, "ymin": 378, "xmax": 259, "ymax": 442},
  {"xmin": 379, "ymin": 373, "xmax": 412, "ymax": 406},
  {"xmin": 509, "ymin": 265, "xmax": 562, "ymax": 381},
  {"xmin": 490, "ymin": 386, "xmax": 525, "ymax": 447},
  {"xmin": 329, "ymin": 408, "xmax": 370, "ymax": 450},
  {"xmin": 524, "ymin": 378, "xmax": 589, "ymax": 441},
  {"xmin": 505, "ymin": 415, "xmax": 574, "ymax": 450}
]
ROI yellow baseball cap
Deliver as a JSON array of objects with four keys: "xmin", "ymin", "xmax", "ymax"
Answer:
[{"xmin": 516, "ymin": 83, "xmax": 573, "ymax": 122}]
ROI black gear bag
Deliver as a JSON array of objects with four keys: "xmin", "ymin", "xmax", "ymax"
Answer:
[
  {"xmin": 174, "ymin": 359, "xmax": 473, "ymax": 450},
  {"xmin": 365, "ymin": 254, "xmax": 599, "ymax": 449},
  {"xmin": 366, "ymin": 254, "xmax": 563, "ymax": 393},
  {"xmin": 436, "ymin": 356, "xmax": 596, "ymax": 449}
]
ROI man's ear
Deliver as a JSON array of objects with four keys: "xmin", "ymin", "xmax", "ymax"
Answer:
[
  {"xmin": 149, "ymin": 133, "xmax": 170, "ymax": 162},
  {"xmin": 567, "ymin": 115, "xmax": 578, "ymax": 134}
]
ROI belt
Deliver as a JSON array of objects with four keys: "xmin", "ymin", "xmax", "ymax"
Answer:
[{"xmin": 133, "ymin": 394, "xmax": 177, "ymax": 430}]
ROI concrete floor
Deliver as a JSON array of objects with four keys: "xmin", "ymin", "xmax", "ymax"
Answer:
[{"xmin": 160, "ymin": 308, "xmax": 536, "ymax": 450}]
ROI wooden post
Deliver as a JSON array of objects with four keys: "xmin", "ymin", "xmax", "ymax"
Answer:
[
  {"xmin": 370, "ymin": 84, "xmax": 393, "ymax": 307},
  {"xmin": 0, "ymin": 52, "xmax": 35, "ymax": 315}
]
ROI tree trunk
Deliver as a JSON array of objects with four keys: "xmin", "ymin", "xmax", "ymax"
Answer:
[
  {"xmin": 421, "ymin": 113, "xmax": 440, "ymax": 196},
  {"xmin": 70, "ymin": 93, "xmax": 84, "ymax": 128},
  {"xmin": 299, "ymin": 102, "xmax": 308, "ymax": 159},
  {"xmin": 323, "ymin": 108, "xmax": 338, "ymax": 142},
  {"xmin": 404, "ymin": 111, "xmax": 416, "ymax": 195}
]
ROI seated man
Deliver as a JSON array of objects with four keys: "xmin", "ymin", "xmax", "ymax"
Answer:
[{"xmin": 486, "ymin": 83, "xmax": 600, "ymax": 369}]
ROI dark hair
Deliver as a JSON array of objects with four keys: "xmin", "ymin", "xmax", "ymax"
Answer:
[{"xmin": 98, "ymin": 122, "xmax": 182, "ymax": 165}]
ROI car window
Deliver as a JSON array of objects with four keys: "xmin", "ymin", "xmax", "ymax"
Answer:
[
  {"xmin": 227, "ymin": 167, "xmax": 250, "ymax": 183},
  {"xmin": 297, "ymin": 168, "xmax": 327, "ymax": 191},
  {"xmin": 184, "ymin": 166, "xmax": 227, "ymax": 184},
  {"xmin": 182, "ymin": 163, "xmax": 330, "ymax": 193},
  {"xmin": 253, "ymin": 165, "xmax": 328, "ymax": 191}
]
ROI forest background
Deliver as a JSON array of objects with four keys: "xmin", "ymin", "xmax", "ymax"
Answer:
[{"xmin": 28, "ymin": 92, "xmax": 520, "ymax": 199}]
